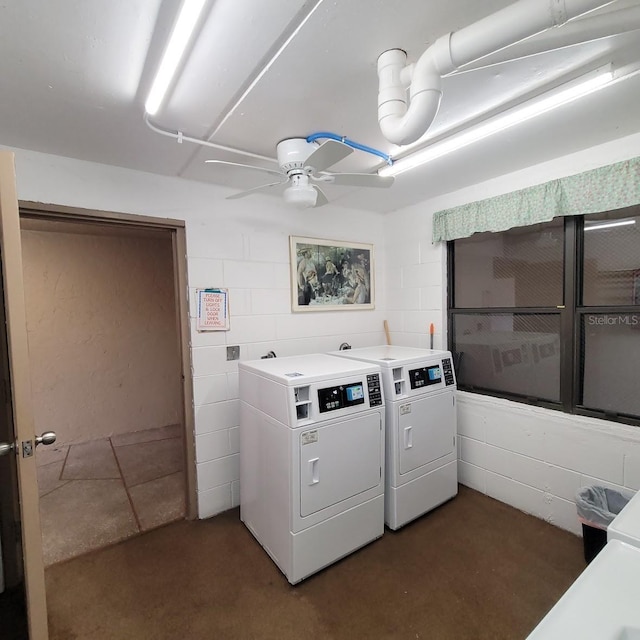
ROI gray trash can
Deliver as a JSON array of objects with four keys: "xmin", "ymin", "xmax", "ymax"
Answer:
[{"xmin": 575, "ymin": 486, "xmax": 632, "ymax": 563}]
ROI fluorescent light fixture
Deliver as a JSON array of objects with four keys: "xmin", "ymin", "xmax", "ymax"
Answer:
[
  {"xmin": 145, "ymin": 0, "xmax": 208, "ymax": 116},
  {"xmin": 584, "ymin": 219, "xmax": 636, "ymax": 231},
  {"xmin": 379, "ymin": 66, "xmax": 614, "ymax": 178}
]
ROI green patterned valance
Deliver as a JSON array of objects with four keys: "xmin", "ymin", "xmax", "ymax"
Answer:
[{"xmin": 432, "ymin": 156, "xmax": 640, "ymax": 242}]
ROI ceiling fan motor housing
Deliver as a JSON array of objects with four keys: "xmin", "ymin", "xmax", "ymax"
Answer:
[{"xmin": 276, "ymin": 138, "xmax": 317, "ymax": 173}]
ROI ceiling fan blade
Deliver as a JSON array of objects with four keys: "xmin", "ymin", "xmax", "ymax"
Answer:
[
  {"xmin": 320, "ymin": 173, "xmax": 395, "ymax": 188},
  {"xmin": 205, "ymin": 159, "xmax": 283, "ymax": 179},
  {"xmin": 305, "ymin": 140, "xmax": 353, "ymax": 173},
  {"xmin": 312, "ymin": 185, "xmax": 329, "ymax": 207},
  {"xmin": 226, "ymin": 180, "xmax": 288, "ymax": 200}
]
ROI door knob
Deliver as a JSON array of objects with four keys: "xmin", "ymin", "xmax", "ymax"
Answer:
[
  {"xmin": 1, "ymin": 432, "xmax": 56, "ymax": 458},
  {"xmin": 0, "ymin": 441, "xmax": 14, "ymax": 457},
  {"xmin": 35, "ymin": 431, "xmax": 57, "ymax": 447}
]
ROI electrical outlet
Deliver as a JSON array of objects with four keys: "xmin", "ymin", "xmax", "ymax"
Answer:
[{"xmin": 227, "ymin": 345, "xmax": 240, "ymax": 361}]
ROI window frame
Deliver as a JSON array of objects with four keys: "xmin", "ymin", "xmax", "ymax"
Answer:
[{"xmin": 447, "ymin": 214, "xmax": 640, "ymax": 428}]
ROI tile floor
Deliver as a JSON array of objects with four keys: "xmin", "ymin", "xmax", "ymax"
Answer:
[{"xmin": 36, "ymin": 424, "xmax": 186, "ymax": 566}]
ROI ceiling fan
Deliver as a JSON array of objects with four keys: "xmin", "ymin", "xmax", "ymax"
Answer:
[{"xmin": 205, "ymin": 138, "xmax": 394, "ymax": 208}]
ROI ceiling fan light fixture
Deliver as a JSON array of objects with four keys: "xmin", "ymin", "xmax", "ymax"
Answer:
[{"xmin": 283, "ymin": 184, "xmax": 318, "ymax": 209}]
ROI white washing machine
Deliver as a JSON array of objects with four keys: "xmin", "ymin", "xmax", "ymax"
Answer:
[
  {"xmin": 239, "ymin": 353, "xmax": 385, "ymax": 584},
  {"xmin": 330, "ymin": 345, "xmax": 457, "ymax": 530},
  {"xmin": 608, "ymin": 488, "xmax": 640, "ymax": 548},
  {"xmin": 526, "ymin": 540, "xmax": 640, "ymax": 639}
]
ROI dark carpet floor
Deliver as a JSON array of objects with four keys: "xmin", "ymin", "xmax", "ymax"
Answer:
[{"xmin": 45, "ymin": 486, "xmax": 585, "ymax": 639}]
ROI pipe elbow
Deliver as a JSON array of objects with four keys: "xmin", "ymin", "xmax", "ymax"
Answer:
[
  {"xmin": 376, "ymin": 0, "xmax": 614, "ymax": 146},
  {"xmin": 378, "ymin": 88, "xmax": 443, "ymax": 146},
  {"xmin": 377, "ymin": 37, "xmax": 451, "ymax": 146}
]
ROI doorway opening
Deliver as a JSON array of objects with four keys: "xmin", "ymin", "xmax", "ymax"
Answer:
[{"xmin": 18, "ymin": 205, "xmax": 195, "ymax": 566}]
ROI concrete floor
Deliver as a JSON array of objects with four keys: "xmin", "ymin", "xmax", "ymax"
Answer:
[
  {"xmin": 44, "ymin": 486, "xmax": 587, "ymax": 640},
  {"xmin": 36, "ymin": 424, "xmax": 186, "ymax": 565}
]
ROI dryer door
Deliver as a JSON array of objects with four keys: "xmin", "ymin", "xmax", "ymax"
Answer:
[
  {"xmin": 300, "ymin": 412, "xmax": 381, "ymax": 518},
  {"xmin": 398, "ymin": 391, "xmax": 455, "ymax": 475}
]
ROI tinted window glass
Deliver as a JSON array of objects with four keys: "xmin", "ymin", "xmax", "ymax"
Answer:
[
  {"xmin": 581, "ymin": 312, "xmax": 640, "ymax": 416},
  {"xmin": 452, "ymin": 313, "xmax": 561, "ymax": 402},
  {"xmin": 454, "ymin": 219, "xmax": 563, "ymax": 308},
  {"xmin": 583, "ymin": 208, "xmax": 640, "ymax": 306}
]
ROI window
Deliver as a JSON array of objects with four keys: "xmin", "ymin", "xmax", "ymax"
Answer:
[{"xmin": 448, "ymin": 205, "xmax": 640, "ymax": 425}]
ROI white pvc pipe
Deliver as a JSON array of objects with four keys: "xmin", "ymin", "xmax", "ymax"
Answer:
[
  {"xmin": 378, "ymin": 0, "xmax": 616, "ymax": 146},
  {"xmin": 460, "ymin": 5, "xmax": 640, "ymax": 73},
  {"xmin": 446, "ymin": 0, "xmax": 615, "ymax": 70}
]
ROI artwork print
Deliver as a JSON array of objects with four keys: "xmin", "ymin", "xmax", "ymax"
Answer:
[{"xmin": 290, "ymin": 236, "xmax": 375, "ymax": 312}]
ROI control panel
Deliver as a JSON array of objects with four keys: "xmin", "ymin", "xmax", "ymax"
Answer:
[
  {"xmin": 408, "ymin": 364, "xmax": 442, "ymax": 390},
  {"xmin": 442, "ymin": 357, "xmax": 455, "ymax": 386},
  {"xmin": 317, "ymin": 374, "xmax": 383, "ymax": 413},
  {"xmin": 318, "ymin": 381, "xmax": 364, "ymax": 413},
  {"xmin": 367, "ymin": 373, "xmax": 383, "ymax": 407},
  {"xmin": 385, "ymin": 357, "xmax": 457, "ymax": 399}
]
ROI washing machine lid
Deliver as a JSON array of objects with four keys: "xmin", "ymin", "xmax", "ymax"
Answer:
[
  {"xmin": 608, "ymin": 488, "xmax": 640, "ymax": 547},
  {"xmin": 329, "ymin": 345, "xmax": 451, "ymax": 367},
  {"xmin": 527, "ymin": 540, "xmax": 640, "ymax": 639},
  {"xmin": 238, "ymin": 353, "xmax": 379, "ymax": 385}
]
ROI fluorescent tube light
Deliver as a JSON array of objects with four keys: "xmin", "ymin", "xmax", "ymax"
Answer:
[
  {"xmin": 584, "ymin": 219, "xmax": 636, "ymax": 231},
  {"xmin": 145, "ymin": 0, "xmax": 208, "ymax": 116},
  {"xmin": 379, "ymin": 66, "xmax": 614, "ymax": 178}
]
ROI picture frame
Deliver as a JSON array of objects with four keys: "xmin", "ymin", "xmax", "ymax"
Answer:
[
  {"xmin": 634, "ymin": 269, "xmax": 640, "ymax": 306},
  {"xmin": 290, "ymin": 236, "xmax": 375, "ymax": 312}
]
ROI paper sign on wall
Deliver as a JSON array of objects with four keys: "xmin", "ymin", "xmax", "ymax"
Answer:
[{"xmin": 196, "ymin": 288, "xmax": 229, "ymax": 331}]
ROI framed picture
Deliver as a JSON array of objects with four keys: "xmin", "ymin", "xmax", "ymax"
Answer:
[
  {"xmin": 634, "ymin": 269, "xmax": 640, "ymax": 306},
  {"xmin": 290, "ymin": 236, "xmax": 374, "ymax": 312}
]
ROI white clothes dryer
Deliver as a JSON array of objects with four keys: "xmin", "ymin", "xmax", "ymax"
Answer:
[
  {"xmin": 239, "ymin": 353, "xmax": 385, "ymax": 584},
  {"xmin": 330, "ymin": 345, "xmax": 457, "ymax": 530}
]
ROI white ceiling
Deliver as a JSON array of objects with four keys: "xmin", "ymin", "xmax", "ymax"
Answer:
[{"xmin": 2, "ymin": 0, "xmax": 640, "ymax": 214}]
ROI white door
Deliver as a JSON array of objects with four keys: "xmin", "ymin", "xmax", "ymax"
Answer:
[
  {"xmin": 0, "ymin": 152, "xmax": 50, "ymax": 640},
  {"xmin": 300, "ymin": 412, "xmax": 381, "ymax": 517},
  {"xmin": 398, "ymin": 391, "xmax": 455, "ymax": 475}
]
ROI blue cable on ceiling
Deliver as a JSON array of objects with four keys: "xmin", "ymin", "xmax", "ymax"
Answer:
[{"xmin": 306, "ymin": 132, "xmax": 393, "ymax": 166}]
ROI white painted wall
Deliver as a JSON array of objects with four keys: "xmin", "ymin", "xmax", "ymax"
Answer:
[
  {"xmin": 383, "ymin": 208, "xmax": 448, "ymax": 350},
  {"xmin": 7, "ymin": 146, "xmax": 388, "ymax": 518},
  {"xmin": 384, "ymin": 131, "xmax": 640, "ymax": 535},
  {"xmin": 456, "ymin": 393, "xmax": 640, "ymax": 535}
]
